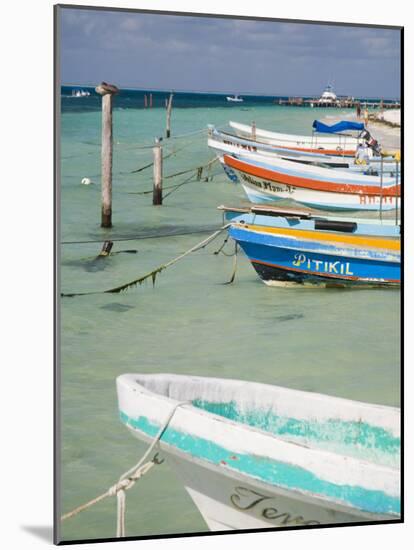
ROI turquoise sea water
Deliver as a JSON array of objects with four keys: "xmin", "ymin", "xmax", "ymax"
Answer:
[{"xmin": 59, "ymin": 92, "xmax": 400, "ymax": 541}]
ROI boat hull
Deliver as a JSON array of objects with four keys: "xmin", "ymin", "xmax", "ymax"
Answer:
[
  {"xmin": 223, "ymin": 154, "xmax": 399, "ymax": 212},
  {"xmin": 208, "ymin": 131, "xmax": 397, "ymax": 172},
  {"xmin": 208, "ymin": 131, "xmax": 354, "ymax": 164},
  {"xmin": 229, "ymin": 224, "xmax": 400, "ymax": 288},
  {"xmin": 229, "ymin": 121, "xmax": 360, "ymax": 153},
  {"xmin": 240, "ymin": 179, "xmax": 398, "ymax": 211},
  {"xmin": 131, "ymin": 432, "xmax": 385, "ymax": 531},
  {"xmin": 117, "ymin": 373, "xmax": 400, "ymax": 532}
]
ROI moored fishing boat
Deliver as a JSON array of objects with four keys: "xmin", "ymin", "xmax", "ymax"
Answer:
[
  {"xmin": 117, "ymin": 373, "xmax": 400, "ymax": 531},
  {"xmin": 229, "ymin": 120, "xmax": 365, "ymax": 154},
  {"xmin": 221, "ymin": 152, "xmax": 400, "ymax": 211},
  {"xmin": 208, "ymin": 125, "xmax": 354, "ymax": 167},
  {"xmin": 208, "ymin": 126, "xmax": 397, "ymax": 173},
  {"xmin": 221, "ymin": 206, "xmax": 400, "ymax": 287}
]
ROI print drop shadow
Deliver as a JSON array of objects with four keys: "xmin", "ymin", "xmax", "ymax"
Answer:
[{"xmin": 21, "ymin": 525, "xmax": 53, "ymax": 543}]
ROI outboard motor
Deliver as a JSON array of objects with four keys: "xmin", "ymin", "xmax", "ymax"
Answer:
[{"xmin": 360, "ymin": 129, "xmax": 381, "ymax": 155}]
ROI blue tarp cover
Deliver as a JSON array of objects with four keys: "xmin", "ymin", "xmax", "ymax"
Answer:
[{"xmin": 312, "ymin": 120, "xmax": 364, "ymax": 134}]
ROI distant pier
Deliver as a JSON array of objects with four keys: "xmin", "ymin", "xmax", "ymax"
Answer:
[{"xmin": 275, "ymin": 97, "xmax": 400, "ymax": 109}]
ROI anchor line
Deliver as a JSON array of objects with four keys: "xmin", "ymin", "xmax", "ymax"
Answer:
[
  {"xmin": 213, "ymin": 234, "xmax": 239, "ymax": 258},
  {"xmin": 61, "ymin": 224, "xmax": 230, "ymax": 297},
  {"xmin": 164, "ymin": 156, "xmax": 218, "ymax": 180},
  {"xmin": 213, "ymin": 235, "xmax": 230, "ymax": 255},
  {"xmin": 60, "ymin": 401, "xmax": 189, "ymax": 538},
  {"xmin": 61, "ymin": 228, "xmax": 220, "ymax": 245},
  {"xmin": 126, "ymin": 157, "xmax": 218, "ymax": 196},
  {"xmin": 162, "ymin": 173, "xmax": 197, "ymax": 200},
  {"xmin": 111, "ymin": 126, "xmax": 210, "ymax": 151},
  {"xmin": 126, "ymin": 143, "xmax": 190, "ymax": 175},
  {"xmin": 224, "ymin": 242, "xmax": 239, "ymax": 285}
]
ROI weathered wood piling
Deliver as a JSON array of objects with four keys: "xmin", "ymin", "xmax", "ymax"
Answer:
[
  {"xmin": 98, "ymin": 240, "xmax": 114, "ymax": 257},
  {"xmin": 166, "ymin": 93, "xmax": 173, "ymax": 138},
  {"xmin": 153, "ymin": 138, "xmax": 163, "ymax": 205},
  {"xmin": 251, "ymin": 121, "xmax": 256, "ymax": 141},
  {"xmin": 95, "ymin": 82, "xmax": 119, "ymax": 228}
]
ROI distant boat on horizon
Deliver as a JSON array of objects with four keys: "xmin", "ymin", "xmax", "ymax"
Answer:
[
  {"xmin": 71, "ymin": 89, "xmax": 91, "ymax": 98},
  {"xmin": 226, "ymin": 94, "xmax": 244, "ymax": 103}
]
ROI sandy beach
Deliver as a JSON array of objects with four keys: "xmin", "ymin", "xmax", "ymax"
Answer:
[{"xmin": 376, "ymin": 109, "xmax": 401, "ymax": 126}]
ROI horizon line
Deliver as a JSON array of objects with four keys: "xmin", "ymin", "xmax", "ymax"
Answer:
[{"xmin": 61, "ymin": 83, "xmax": 401, "ymax": 102}]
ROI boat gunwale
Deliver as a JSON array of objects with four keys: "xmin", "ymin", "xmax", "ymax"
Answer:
[
  {"xmin": 229, "ymin": 120, "xmax": 361, "ymax": 147},
  {"xmin": 217, "ymin": 204, "xmax": 401, "ymax": 227},
  {"xmin": 208, "ymin": 133, "xmax": 355, "ymax": 162},
  {"xmin": 229, "ymin": 223, "xmax": 401, "ymax": 256},
  {"xmin": 117, "ymin": 374, "xmax": 400, "ymax": 470}
]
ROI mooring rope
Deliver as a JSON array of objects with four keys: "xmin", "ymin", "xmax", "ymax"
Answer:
[
  {"xmin": 162, "ymin": 173, "xmax": 197, "ymax": 200},
  {"xmin": 224, "ymin": 242, "xmax": 239, "ymax": 285},
  {"xmin": 128, "ymin": 173, "xmax": 197, "ymax": 197},
  {"xmin": 61, "ymin": 400, "xmax": 188, "ymax": 538},
  {"xmin": 126, "ymin": 143, "xmax": 191, "ymax": 175},
  {"xmin": 113, "ymin": 126, "xmax": 209, "ymax": 150},
  {"xmin": 62, "ymin": 129, "xmax": 207, "ymax": 161},
  {"xmin": 165, "ymin": 157, "xmax": 218, "ymax": 180},
  {"xmin": 61, "ymin": 224, "xmax": 230, "ymax": 297},
  {"xmin": 166, "ymin": 127, "xmax": 208, "ymax": 140},
  {"xmin": 61, "ymin": 228, "xmax": 219, "ymax": 245},
  {"xmin": 126, "ymin": 157, "xmax": 218, "ymax": 197},
  {"xmin": 213, "ymin": 235, "xmax": 230, "ymax": 255},
  {"xmin": 213, "ymin": 234, "xmax": 239, "ymax": 258}
]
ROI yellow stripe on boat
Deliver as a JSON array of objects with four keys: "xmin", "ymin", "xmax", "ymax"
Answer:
[{"xmin": 238, "ymin": 224, "xmax": 400, "ymax": 252}]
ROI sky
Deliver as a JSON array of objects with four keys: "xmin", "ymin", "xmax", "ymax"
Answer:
[{"xmin": 59, "ymin": 8, "xmax": 401, "ymax": 99}]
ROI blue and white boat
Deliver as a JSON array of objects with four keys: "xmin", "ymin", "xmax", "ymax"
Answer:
[
  {"xmin": 229, "ymin": 120, "xmax": 363, "ymax": 154},
  {"xmin": 220, "ymin": 151, "xmax": 400, "ymax": 211},
  {"xmin": 117, "ymin": 373, "xmax": 400, "ymax": 531},
  {"xmin": 221, "ymin": 205, "xmax": 400, "ymax": 287},
  {"xmin": 208, "ymin": 125, "xmax": 397, "ymax": 171}
]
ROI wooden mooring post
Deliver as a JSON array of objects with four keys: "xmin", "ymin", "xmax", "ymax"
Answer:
[
  {"xmin": 95, "ymin": 82, "xmax": 119, "ymax": 228},
  {"xmin": 251, "ymin": 121, "xmax": 256, "ymax": 141},
  {"xmin": 149, "ymin": 93, "xmax": 153, "ymax": 108},
  {"xmin": 98, "ymin": 240, "xmax": 114, "ymax": 257},
  {"xmin": 153, "ymin": 138, "xmax": 163, "ymax": 205},
  {"xmin": 166, "ymin": 93, "xmax": 174, "ymax": 138}
]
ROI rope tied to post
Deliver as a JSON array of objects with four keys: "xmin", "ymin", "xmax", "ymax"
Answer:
[{"xmin": 61, "ymin": 400, "xmax": 188, "ymax": 538}]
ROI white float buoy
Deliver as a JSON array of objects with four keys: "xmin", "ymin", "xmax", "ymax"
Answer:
[{"xmin": 81, "ymin": 177, "xmax": 92, "ymax": 185}]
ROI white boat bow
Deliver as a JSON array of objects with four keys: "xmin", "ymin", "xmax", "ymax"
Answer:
[{"xmin": 117, "ymin": 373, "xmax": 400, "ymax": 531}]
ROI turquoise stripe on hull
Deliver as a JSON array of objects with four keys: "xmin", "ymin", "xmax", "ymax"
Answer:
[
  {"xmin": 191, "ymin": 399, "xmax": 400, "ymax": 468},
  {"xmin": 119, "ymin": 411, "xmax": 400, "ymax": 516}
]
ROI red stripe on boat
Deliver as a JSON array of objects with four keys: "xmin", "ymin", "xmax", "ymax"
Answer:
[{"xmin": 224, "ymin": 155, "xmax": 400, "ymax": 197}]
